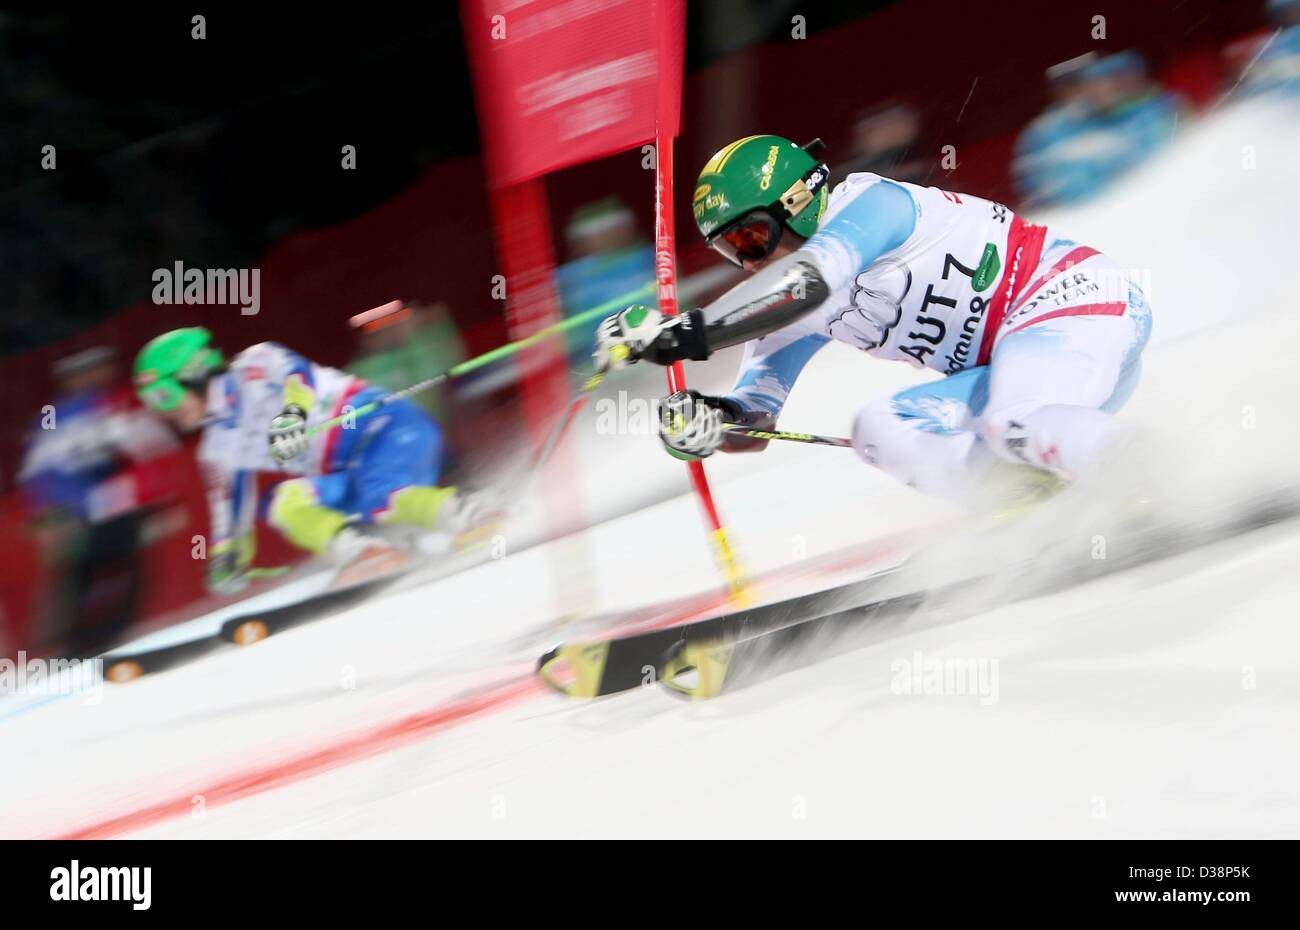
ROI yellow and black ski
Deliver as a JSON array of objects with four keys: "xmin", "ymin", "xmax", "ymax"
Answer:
[
  {"xmin": 536, "ymin": 563, "xmax": 918, "ymax": 698},
  {"xmin": 537, "ymin": 489, "xmax": 1300, "ymax": 700},
  {"xmin": 654, "ymin": 583, "xmax": 960, "ymax": 699}
]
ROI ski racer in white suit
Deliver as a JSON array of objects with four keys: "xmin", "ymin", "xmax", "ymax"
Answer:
[{"xmin": 593, "ymin": 135, "xmax": 1153, "ymax": 503}]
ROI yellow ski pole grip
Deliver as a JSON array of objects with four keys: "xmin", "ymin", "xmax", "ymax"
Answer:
[{"xmin": 583, "ymin": 343, "xmax": 630, "ymax": 392}]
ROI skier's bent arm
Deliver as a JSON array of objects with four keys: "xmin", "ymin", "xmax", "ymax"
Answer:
[
  {"xmin": 705, "ymin": 179, "xmax": 917, "ymax": 350},
  {"xmin": 657, "ymin": 319, "xmax": 830, "ymax": 461},
  {"xmin": 592, "ymin": 256, "xmax": 832, "ymax": 374},
  {"xmin": 712, "ymin": 328, "xmax": 831, "ymax": 453},
  {"xmin": 656, "ymin": 180, "xmax": 916, "ymax": 461},
  {"xmin": 596, "ymin": 180, "xmax": 916, "ymax": 372},
  {"xmin": 800, "ymin": 179, "xmax": 916, "ymax": 292},
  {"xmin": 258, "ymin": 344, "xmax": 320, "ymax": 464}
]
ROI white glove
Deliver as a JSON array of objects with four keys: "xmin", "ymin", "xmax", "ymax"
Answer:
[
  {"xmin": 268, "ymin": 405, "xmax": 310, "ymax": 464},
  {"xmin": 594, "ymin": 304, "xmax": 668, "ymax": 373},
  {"xmin": 659, "ymin": 390, "xmax": 728, "ymax": 461}
]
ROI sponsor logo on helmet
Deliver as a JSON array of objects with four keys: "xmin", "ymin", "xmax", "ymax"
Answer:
[
  {"xmin": 133, "ymin": 370, "xmax": 158, "ymax": 387},
  {"xmin": 694, "ymin": 192, "xmax": 729, "ymax": 224},
  {"xmin": 758, "ymin": 145, "xmax": 781, "ymax": 190},
  {"xmin": 805, "ymin": 164, "xmax": 830, "ymax": 194}
]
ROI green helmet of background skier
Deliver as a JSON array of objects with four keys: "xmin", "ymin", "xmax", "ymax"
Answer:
[
  {"xmin": 133, "ymin": 326, "xmax": 224, "ymax": 412},
  {"xmin": 693, "ymin": 134, "xmax": 831, "ymax": 267}
]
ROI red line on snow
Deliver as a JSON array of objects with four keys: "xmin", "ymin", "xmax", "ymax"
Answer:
[
  {"xmin": 56, "ymin": 675, "xmax": 544, "ymax": 840},
  {"xmin": 52, "ymin": 531, "xmax": 921, "ymax": 839},
  {"xmin": 52, "ymin": 592, "xmax": 739, "ymax": 839}
]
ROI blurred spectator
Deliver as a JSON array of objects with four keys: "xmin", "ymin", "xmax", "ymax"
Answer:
[
  {"xmin": 345, "ymin": 300, "xmax": 465, "ymax": 424},
  {"xmin": 835, "ymin": 101, "xmax": 928, "ymax": 185},
  {"xmin": 1014, "ymin": 51, "xmax": 1181, "ymax": 206},
  {"xmin": 1013, "ymin": 53, "xmax": 1096, "ymax": 203},
  {"xmin": 17, "ymin": 346, "xmax": 177, "ymax": 656},
  {"xmin": 1230, "ymin": 0, "xmax": 1300, "ymax": 97},
  {"xmin": 554, "ymin": 198, "xmax": 656, "ymax": 364}
]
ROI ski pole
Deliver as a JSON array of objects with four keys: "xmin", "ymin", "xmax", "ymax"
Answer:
[
  {"xmin": 307, "ymin": 284, "xmax": 655, "ymax": 438},
  {"xmin": 654, "ymin": 127, "xmax": 749, "ymax": 605},
  {"xmin": 245, "ymin": 565, "xmax": 293, "ymax": 580},
  {"xmin": 525, "ymin": 345, "xmax": 630, "ymax": 488},
  {"xmin": 722, "ymin": 424, "xmax": 853, "ymax": 448}
]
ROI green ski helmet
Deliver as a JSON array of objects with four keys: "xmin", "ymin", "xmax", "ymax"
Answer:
[
  {"xmin": 693, "ymin": 134, "xmax": 831, "ymax": 267},
  {"xmin": 133, "ymin": 327, "xmax": 224, "ymax": 411}
]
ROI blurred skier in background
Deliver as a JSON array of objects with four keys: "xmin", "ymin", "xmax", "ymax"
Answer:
[
  {"xmin": 1013, "ymin": 53, "xmax": 1096, "ymax": 205},
  {"xmin": 593, "ymin": 135, "xmax": 1153, "ymax": 507},
  {"xmin": 19, "ymin": 347, "xmax": 177, "ymax": 655},
  {"xmin": 1014, "ymin": 51, "xmax": 1180, "ymax": 205},
  {"xmin": 133, "ymin": 327, "xmax": 490, "ymax": 593},
  {"xmin": 1233, "ymin": 0, "xmax": 1300, "ymax": 97},
  {"xmin": 555, "ymin": 197, "xmax": 656, "ymax": 366},
  {"xmin": 346, "ymin": 299, "xmax": 464, "ymax": 425},
  {"xmin": 834, "ymin": 100, "xmax": 928, "ymax": 186}
]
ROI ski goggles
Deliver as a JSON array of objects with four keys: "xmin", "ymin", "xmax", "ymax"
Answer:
[
  {"xmin": 134, "ymin": 372, "xmax": 186, "ymax": 412},
  {"xmin": 705, "ymin": 206, "xmax": 787, "ymax": 268}
]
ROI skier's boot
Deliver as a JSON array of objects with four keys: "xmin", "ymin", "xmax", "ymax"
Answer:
[
  {"xmin": 439, "ymin": 488, "xmax": 507, "ymax": 550},
  {"xmin": 327, "ymin": 526, "xmax": 413, "ymax": 586},
  {"xmin": 981, "ymin": 461, "xmax": 1067, "ymax": 522}
]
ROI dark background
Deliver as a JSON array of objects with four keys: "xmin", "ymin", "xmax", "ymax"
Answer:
[
  {"xmin": 2, "ymin": 1, "xmax": 1259, "ymax": 355},
  {"xmin": 1, "ymin": 3, "xmax": 911, "ymax": 353}
]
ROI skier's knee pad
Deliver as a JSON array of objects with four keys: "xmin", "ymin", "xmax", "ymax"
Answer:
[
  {"xmin": 268, "ymin": 478, "xmax": 349, "ymax": 555},
  {"xmin": 851, "ymin": 395, "xmax": 909, "ymax": 468},
  {"xmin": 978, "ymin": 407, "xmax": 1030, "ymax": 466},
  {"xmin": 980, "ymin": 403, "xmax": 1115, "ymax": 476}
]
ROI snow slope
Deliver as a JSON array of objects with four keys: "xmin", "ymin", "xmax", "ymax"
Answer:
[{"xmin": 2, "ymin": 97, "xmax": 1299, "ymax": 840}]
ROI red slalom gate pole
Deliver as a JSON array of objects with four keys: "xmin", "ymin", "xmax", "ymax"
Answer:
[{"xmin": 654, "ymin": 129, "xmax": 750, "ymax": 602}]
